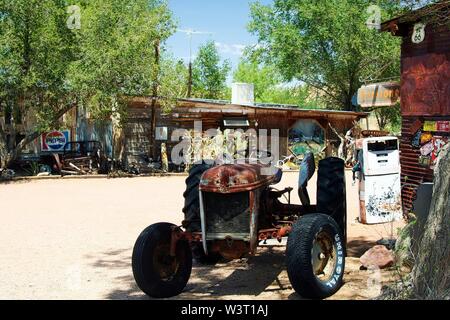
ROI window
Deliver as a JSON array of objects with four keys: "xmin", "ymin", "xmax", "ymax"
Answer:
[
  {"xmin": 223, "ymin": 118, "xmax": 250, "ymax": 128},
  {"xmin": 368, "ymin": 139, "xmax": 398, "ymax": 152}
]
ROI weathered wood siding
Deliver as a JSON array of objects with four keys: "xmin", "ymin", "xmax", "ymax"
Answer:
[
  {"xmin": 124, "ymin": 102, "xmax": 361, "ymax": 166},
  {"xmin": 76, "ymin": 107, "xmax": 113, "ymax": 157}
]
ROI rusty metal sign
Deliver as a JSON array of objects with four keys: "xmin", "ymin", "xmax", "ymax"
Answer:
[{"xmin": 357, "ymin": 82, "xmax": 400, "ymax": 108}]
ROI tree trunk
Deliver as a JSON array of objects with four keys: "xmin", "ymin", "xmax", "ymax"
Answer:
[
  {"xmin": 0, "ymin": 138, "xmax": 11, "ymax": 169},
  {"xmin": 187, "ymin": 61, "xmax": 193, "ymax": 98},
  {"xmin": 374, "ymin": 109, "xmax": 388, "ymax": 131},
  {"xmin": 328, "ymin": 123, "xmax": 346, "ymax": 160},
  {"xmin": 412, "ymin": 144, "xmax": 450, "ymax": 299},
  {"xmin": 0, "ymin": 130, "xmax": 40, "ymax": 170},
  {"xmin": 0, "ymin": 104, "xmax": 75, "ymax": 170},
  {"xmin": 0, "ymin": 117, "xmax": 12, "ymax": 169}
]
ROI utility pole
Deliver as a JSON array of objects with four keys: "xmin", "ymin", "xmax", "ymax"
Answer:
[
  {"xmin": 150, "ymin": 39, "xmax": 160, "ymax": 161},
  {"xmin": 178, "ymin": 29, "xmax": 213, "ymax": 98}
]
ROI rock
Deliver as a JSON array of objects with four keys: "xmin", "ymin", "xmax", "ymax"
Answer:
[{"xmin": 360, "ymin": 245, "xmax": 395, "ymax": 269}]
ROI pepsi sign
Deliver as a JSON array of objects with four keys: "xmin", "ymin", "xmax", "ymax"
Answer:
[{"xmin": 41, "ymin": 130, "xmax": 70, "ymax": 152}]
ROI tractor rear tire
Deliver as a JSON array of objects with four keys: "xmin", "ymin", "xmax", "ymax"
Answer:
[
  {"xmin": 317, "ymin": 157, "xmax": 347, "ymax": 246},
  {"xmin": 182, "ymin": 162, "xmax": 214, "ymax": 232},
  {"xmin": 286, "ymin": 214, "xmax": 345, "ymax": 299},
  {"xmin": 132, "ymin": 223, "xmax": 192, "ymax": 298},
  {"xmin": 182, "ymin": 162, "xmax": 220, "ymax": 264}
]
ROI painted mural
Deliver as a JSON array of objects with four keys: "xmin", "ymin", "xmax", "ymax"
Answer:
[{"xmin": 288, "ymin": 120, "xmax": 325, "ymax": 157}]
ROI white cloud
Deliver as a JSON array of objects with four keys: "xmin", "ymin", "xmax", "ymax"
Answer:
[{"xmin": 214, "ymin": 42, "xmax": 246, "ymax": 56}]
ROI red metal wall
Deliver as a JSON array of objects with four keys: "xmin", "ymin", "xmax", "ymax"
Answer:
[
  {"xmin": 401, "ymin": 24, "xmax": 450, "ymax": 116},
  {"xmin": 399, "ymin": 23, "xmax": 450, "ymax": 215},
  {"xmin": 400, "ymin": 117, "xmax": 435, "ymax": 215}
]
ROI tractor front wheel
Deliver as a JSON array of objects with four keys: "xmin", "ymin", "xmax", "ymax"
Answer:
[
  {"xmin": 132, "ymin": 223, "xmax": 192, "ymax": 298},
  {"xmin": 286, "ymin": 214, "xmax": 345, "ymax": 299}
]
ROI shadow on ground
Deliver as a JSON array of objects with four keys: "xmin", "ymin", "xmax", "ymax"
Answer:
[
  {"xmin": 88, "ymin": 242, "xmax": 393, "ymax": 300},
  {"xmin": 88, "ymin": 247, "xmax": 296, "ymax": 300},
  {"xmin": 346, "ymin": 237, "xmax": 375, "ymax": 258}
]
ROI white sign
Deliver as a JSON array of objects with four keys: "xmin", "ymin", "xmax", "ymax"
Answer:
[
  {"xmin": 155, "ymin": 127, "xmax": 168, "ymax": 141},
  {"xmin": 412, "ymin": 23, "xmax": 426, "ymax": 44},
  {"xmin": 366, "ymin": 5, "xmax": 381, "ymax": 30}
]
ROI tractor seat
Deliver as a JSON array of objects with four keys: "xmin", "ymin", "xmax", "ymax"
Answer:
[
  {"xmin": 272, "ymin": 167, "xmax": 283, "ymax": 184},
  {"xmin": 298, "ymin": 152, "xmax": 316, "ymax": 206}
]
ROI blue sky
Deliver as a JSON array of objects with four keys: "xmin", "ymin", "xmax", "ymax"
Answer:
[{"xmin": 166, "ymin": 0, "xmax": 272, "ymax": 71}]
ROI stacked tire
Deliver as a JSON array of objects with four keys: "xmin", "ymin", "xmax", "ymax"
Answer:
[{"xmin": 316, "ymin": 157, "xmax": 347, "ymax": 247}]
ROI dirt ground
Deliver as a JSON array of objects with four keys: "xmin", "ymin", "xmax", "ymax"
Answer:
[{"xmin": 0, "ymin": 171, "xmax": 404, "ymax": 300}]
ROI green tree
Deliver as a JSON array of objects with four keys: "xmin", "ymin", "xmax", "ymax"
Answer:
[
  {"xmin": 374, "ymin": 104, "xmax": 402, "ymax": 133},
  {"xmin": 248, "ymin": 0, "xmax": 403, "ymax": 111},
  {"xmin": 67, "ymin": 0, "xmax": 175, "ymax": 118},
  {"xmin": 0, "ymin": 0, "xmax": 176, "ymax": 169},
  {"xmin": 192, "ymin": 40, "xmax": 231, "ymax": 99},
  {"xmin": 67, "ymin": 0, "xmax": 175, "ymax": 159},
  {"xmin": 261, "ymin": 85, "xmax": 326, "ymax": 109},
  {"xmin": 158, "ymin": 56, "xmax": 189, "ymax": 110},
  {"xmin": 0, "ymin": 0, "xmax": 77, "ymax": 168},
  {"xmin": 233, "ymin": 59, "xmax": 325, "ymax": 107},
  {"xmin": 233, "ymin": 60, "xmax": 279, "ymax": 101}
]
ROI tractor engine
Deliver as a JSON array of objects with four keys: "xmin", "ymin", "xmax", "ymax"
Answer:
[{"xmin": 198, "ymin": 163, "xmax": 281, "ymax": 259}]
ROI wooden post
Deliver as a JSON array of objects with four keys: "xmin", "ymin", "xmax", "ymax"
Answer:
[
  {"xmin": 187, "ymin": 62, "xmax": 193, "ymax": 98},
  {"xmin": 150, "ymin": 40, "xmax": 160, "ymax": 161}
]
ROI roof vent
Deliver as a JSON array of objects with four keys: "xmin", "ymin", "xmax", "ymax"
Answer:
[{"xmin": 232, "ymin": 83, "xmax": 254, "ymax": 106}]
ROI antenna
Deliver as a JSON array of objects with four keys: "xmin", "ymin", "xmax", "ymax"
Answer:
[{"xmin": 177, "ymin": 28, "xmax": 214, "ymax": 97}]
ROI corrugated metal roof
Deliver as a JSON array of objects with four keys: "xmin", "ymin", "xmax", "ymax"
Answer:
[
  {"xmin": 177, "ymin": 98, "xmax": 370, "ymax": 118},
  {"xmin": 381, "ymin": 1, "xmax": 450, "ymax": 32},
  {"xmin": 178, "ymin": 97, "xmax": 306, "ymax": 109},
  {"xmin": 127, "ymin": 96, "xmax": 369, "ymax": 119}
]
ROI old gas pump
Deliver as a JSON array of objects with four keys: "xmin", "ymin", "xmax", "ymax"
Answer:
[{"xmin": 353, "ymin": 137, "xmax": 403, "ymax": 224}]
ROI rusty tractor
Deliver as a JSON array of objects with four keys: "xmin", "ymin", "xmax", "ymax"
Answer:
[{"xmin": 132, "ymin": 153, "xmax": 347, "ymax": 299}]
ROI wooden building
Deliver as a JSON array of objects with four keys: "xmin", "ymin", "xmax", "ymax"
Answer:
[
  {"xmin": 121, "ymin": 97, "xmax": 368, "ymax": 168},
  {"xmin": 381, "ymin": 2, "xmax": 450, "ymax": 215}
]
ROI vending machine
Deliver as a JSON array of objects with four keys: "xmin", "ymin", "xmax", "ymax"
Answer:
[{"xmin": 358, "ymin": 137, "xmax": 403, "ymax": 224}]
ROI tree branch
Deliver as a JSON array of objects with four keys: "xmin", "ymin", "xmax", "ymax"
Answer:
[{"xmin": 1, "ymin": 102, "xmax": 76, "ymax": 168}]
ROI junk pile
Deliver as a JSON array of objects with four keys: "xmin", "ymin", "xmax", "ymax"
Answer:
[
  {"xmin": 53, "ymin": 141, "xmax": 109, "ymax": 176},
  {"xmin": 0, "ymin": 168, "xmax": 15, "ymax": 180}
]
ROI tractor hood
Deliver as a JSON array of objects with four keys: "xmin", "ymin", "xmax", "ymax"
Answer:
[{"xmin": 199, "ymin": 163, "xmax": 281, "ymax": 194}]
